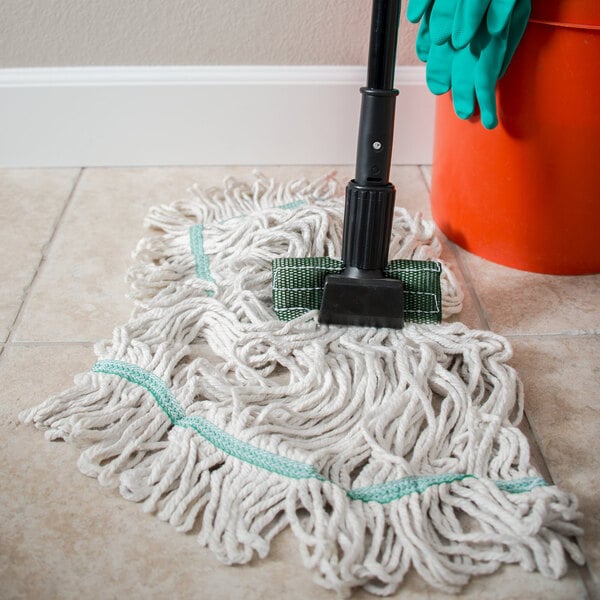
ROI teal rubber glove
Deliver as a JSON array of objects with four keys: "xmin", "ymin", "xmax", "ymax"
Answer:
[
  {"xmin": 410, "ymin": 0, "xmax": 531, "ymax": 129},
  {"xmin": 498, "ymin": 0, "xmax": 530, "ymax": 77},
  {"xmin": 432, "ymin": 0, "xmax": 520, "ymax": 48},
  {"xmin": 407, "ymin": 0, "xmax": 521, "ymax": 48}
]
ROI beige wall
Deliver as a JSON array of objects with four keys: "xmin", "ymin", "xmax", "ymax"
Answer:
[{"xmin": 1, "ymin": 0, "xmax": 420, "ymax": 68}]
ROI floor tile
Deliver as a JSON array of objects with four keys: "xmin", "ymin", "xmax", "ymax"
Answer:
[
  {"xmin": 511, "ymin": 335, "xmax": 600, "ymax": 596},
  {"xmin": 424, "ymin": 566, "xmax": 587, "ymax": 600},
  {"xmin": 458, "ymin": 249, "xmax": 600, "ymax": 336},
  {"xmin": 14, "ymin": 167, "xmax": 341, "ymax": 342},
  {"xmin": 391, "ymin": 165, "xmax": 432, "ymax": 218},
  {"xmin": 1, "ymin": 344, "xmax": 589, "ymax": 599},
  {"xmin": 0, "ymin": 345, "xmax": 328, "ymax": 600},
  {"xmin": 0, "ymin": 169, "xmax": 79, "ymax": 342}
]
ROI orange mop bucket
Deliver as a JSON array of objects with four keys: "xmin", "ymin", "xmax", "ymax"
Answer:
[{"xmin": 430, "ymin": 1, "xmax": 600, "ymax": 274}]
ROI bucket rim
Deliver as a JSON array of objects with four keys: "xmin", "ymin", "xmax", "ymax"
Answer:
[
  {"xmin": 530, "ymin": 2, "xmax": 600, "ymax": 30},
  {"xmin": 529, "ymin": 18, "xmax": 600, "ymax": 31}
]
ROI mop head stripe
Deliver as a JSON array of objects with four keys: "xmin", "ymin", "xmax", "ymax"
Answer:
[
  {"xmin": 92, "ymin": 357, "xmax": 548, "ymax": 499},
  {"xmin": 20, "ymin": 173, "xmax": 584, "ymax": 597}
]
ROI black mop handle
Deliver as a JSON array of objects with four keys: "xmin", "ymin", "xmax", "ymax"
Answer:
[
  {"xmin": 342, "ymin": 0, "xmax": 400, "ymax": 273},
  {"xmin": 355, "ymin": 0, "xmax": 400, "ymax": 186}
]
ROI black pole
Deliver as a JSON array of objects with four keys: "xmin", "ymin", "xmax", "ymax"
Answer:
[
  {"xmin": 367, "ymin": 0, "xmax": 401, "ymax": 90},
  {"xmin": 319, "ymin": 0, "xmax": 405, "ymax": 328},
  {"xmin": 355, "ymin": 0, "xmax": 401, "ymax": 186},
  {"xmin": 344, "ymin": 0, "xmax": 401, "ymax": 269}
]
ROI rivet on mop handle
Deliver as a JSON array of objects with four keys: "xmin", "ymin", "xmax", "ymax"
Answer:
[{"xmin": 319, "ymin": 0, "xmax": 404, "ymax": 328}]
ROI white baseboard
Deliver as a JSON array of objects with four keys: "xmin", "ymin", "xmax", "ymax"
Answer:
[{"xmin": 0, "ymin": 66, "xmax": 434, "ymax": 168}]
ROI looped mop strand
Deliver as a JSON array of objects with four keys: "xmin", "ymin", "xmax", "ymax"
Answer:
[{"xmin": 20, "ymin": 173, "xmax": 584, "ymax": 596}]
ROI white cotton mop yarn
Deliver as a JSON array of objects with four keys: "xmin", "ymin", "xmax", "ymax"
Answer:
[{"xmin": 20, "ymin": 173, "xmax": 584, "ymax": 597}]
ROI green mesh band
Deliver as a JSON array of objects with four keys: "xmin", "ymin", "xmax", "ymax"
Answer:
[
  {"xmin": 190, "ymin": 224, "xmax": 215, "ymax": 283},
  {"xmin": 272, "ymin": 257, "xmax": 442, "ymax": 324},
  {"xmin": 92, "ymin": 359, "xmax": 549, "ymax": 504},
  {"xmin": 92, "ymin": 360, "xmax": 324, "ymax": 480}
]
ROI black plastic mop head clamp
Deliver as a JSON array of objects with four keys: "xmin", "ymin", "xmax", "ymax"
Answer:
[{"xmin": 319, "ymin": 0, "xmax": 405, "ymax": 328}]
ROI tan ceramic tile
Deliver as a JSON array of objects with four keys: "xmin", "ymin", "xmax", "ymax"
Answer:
[
  {"xmin": 13, "ymin": 167, "xmax": 342, "ymax": 342},
  {"xmin": 12, "ymin": 168, "xmax": 243, "ymax": 342},
  {"xmin": 511, "ymin": 335, "xmax": 600, "ymax": 595},
  {"xmin": 458, "ymin": 249, "xmax": 600, "ymax": 336},
  {"xmin": 0, "ymin": 169, "xmax": 79, "ymax": 342},
  {"xmin": 391, "ymin": 165, "xmax": 432, "ymax": 218},
  {"xmin": 0, "ymin": 345, "xmax": 324, "ymax": 599},
  {"xmin": 0, "ymin": 345, "xmax": 412, "ymax": 599},
  {"xmin": 2, "ymin": 344, "xmax": 589, "ymax": 599},
  {"xmin": 424, "ymin": 566, "xmax": 587, "ymax": 600}
]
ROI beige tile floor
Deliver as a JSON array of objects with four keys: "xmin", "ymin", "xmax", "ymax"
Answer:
[{"xmin": 1, "ymin": 166, "xmax": 598, "ymax": 599}]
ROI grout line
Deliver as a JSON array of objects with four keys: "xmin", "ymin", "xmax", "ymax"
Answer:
[
  {"xmin": 506, "ymin": 330, "xmax": 600, "ymax": 339},
  {"xmin": 4, "ymin": 168, "xmax": 84, "ymax": 345},
  {"xmin": 3, "ymin": 341, "xmax": 96, "ymax": 347},
  {"xmin": 521, "ymin": 412, "xmax": 556, "ymax": 485},
  {"xmin": 579, "ymin": 562, "xmax": 600, "ymax": 600},
  {"xmin": 418, "ymin": 165, "xmax": 432, "ymax": 193},
  {"xmin": 446, "ymin": 239, "xmax": 491, "ymax": 331}
]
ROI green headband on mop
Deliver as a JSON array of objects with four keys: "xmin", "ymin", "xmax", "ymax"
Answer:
[{"xmin": 271, "ymin": 256, "xmax": 442, "ymax": 324}]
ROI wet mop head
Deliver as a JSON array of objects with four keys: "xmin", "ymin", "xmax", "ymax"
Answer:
[{"xmin": 20, "ymin": 173, "xmax": 583, "ymax": 597}]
